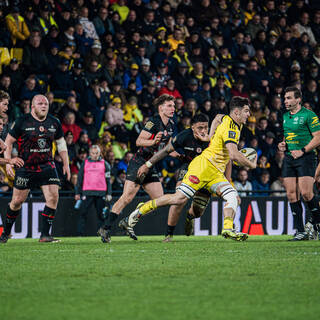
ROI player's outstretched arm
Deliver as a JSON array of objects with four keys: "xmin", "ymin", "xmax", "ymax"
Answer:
[
  {"xmin": 226, "ymin": 143, "xmax": 257, "ymax": 169},
  {"xmin": 56, "ymin": 137, "xmax": 71, "ymax": 181},
  {"xmin": 137, "ymin": 142, "xmax": 175, "ymax": 180}
]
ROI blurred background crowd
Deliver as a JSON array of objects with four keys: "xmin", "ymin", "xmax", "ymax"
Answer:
[{"xmin": 0, "ymin": 0, "xmax": 319, "ymax": 196}]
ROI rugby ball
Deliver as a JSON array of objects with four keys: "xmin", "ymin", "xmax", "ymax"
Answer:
[{"xmin": 233, "ymin": 147, "xmax": 257, "ymax": 166}]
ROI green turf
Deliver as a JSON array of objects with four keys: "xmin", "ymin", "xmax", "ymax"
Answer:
[{"xmin": 1, "ymin": 236, "xmax": 320, "ymax": 320}]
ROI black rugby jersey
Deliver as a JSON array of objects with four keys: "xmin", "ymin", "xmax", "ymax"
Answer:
[
  {"xmin": 9, "ymin": 113, "xmax": 64, "ymax": 170},
  {"xmin": 135, "ymin": 114, "xmax": 175, "ymax": 160},
  {"xmin": 171, "ymin": 128, "xmax": 209, "ymax": 164}
]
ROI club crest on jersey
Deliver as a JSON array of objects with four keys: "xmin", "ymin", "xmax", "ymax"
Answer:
[
  {"xmin": 164, "ymin": 130, "xmax": 167, "ymax": 136},
  {"xmin": 196, "ymin": 147, "xmax": 202, "ymax": 153},
  {"xmin": 229, "ymin": 131, "xmax": 236, "ymax": 139},
  {"xmin": 189, "ymin": 175, "xmax": 200, "ymax": 184},
  {"xmin": 38, "ymin": 138, "xmax": 46, "ymax": 148},
  {"xmin": 39, "ymin": 126, "xmax": 44, "ymax": 132}
]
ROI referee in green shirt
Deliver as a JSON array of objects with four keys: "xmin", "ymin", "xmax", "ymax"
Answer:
[{"xmin": 278, "ymin": 87, "xmax": 320, "ymax": 241}]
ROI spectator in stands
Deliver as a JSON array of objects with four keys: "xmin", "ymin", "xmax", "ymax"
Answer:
[
  {"xmin": 50, "ymin": 59, "xmax": 74, "ymax": 99},
  {"xmin": 71, "ymin": 148, "xmax": 88, "ymax": 175},
  {"xmin": 22, "ymin": 34, "xmax": 48, "ymax": 78},
  {"xmin": 158, "ymin": 79, "xmax": 182, "ymax": 99},
  {"xmin": 112, "ymin": 169, "xmax": 126, "ymax": 192},
  {"xmin": 234, "ymin": 168, "xmax": 252, "ymax": 197},
  {"xmin": 20, "ymin": 76, "xmax": 40, "ymax": 101},
  {"xmin": 78, "ymin": 6, "xmax": 99, "ymax": 40},
  {"xmin": 37, "ymin": 3, "xmax": 58, "ymax": 37},
  {"xmin": 270, "ymin": 176, "xmax": 286, "ymax": 197},
  {"xmin": 117, "ymin": 151, "xmax": 133, "ymax": 173},
  {"xmin": 62, "ymin": 111, "xmax": 82, "ymax": 143},
  {"xmin": 75, "ymin": 130, "xmax": 91, "ymax": 155},
  {"xmin": 65, "ymin": 130, "xmax": 76, "ymax": 162},
  {"xmin": 81, "ymin": 78, "xmax": 106, "ymax": 130},
  {"xmin": 5, "ymin": 6, "xmax": 30, "ymax": 47},
  {"xmin": 123, "ymin": 63, "xmax": 143, "ymax": 94},
  {"xmin": 252, "ymin": 170, "xmax": 270, "ymax": 196},
  {"xmin": 78, "ymin": 111, "xmax": 99, "ymax": 144}
]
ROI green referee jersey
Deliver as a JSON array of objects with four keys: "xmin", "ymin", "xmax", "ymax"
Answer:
[{"xmin": 283, "ymin": 107, "xmax": 320, "ymax": 152}]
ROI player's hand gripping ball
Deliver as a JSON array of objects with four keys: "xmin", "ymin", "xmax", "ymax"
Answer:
[{"xmin": 233, "ymin": 147, "xmax": 257, "ymax": 166}]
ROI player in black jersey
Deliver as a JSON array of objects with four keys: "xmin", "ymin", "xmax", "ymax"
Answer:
[
  {"xmin": 119, "ymin": 113, "xmax": 225, "ymax": 241},
  {"xmin": 0, "ymin": 95, "xmax": 71, "ymax": 243},
  {"xmin": 97, "ymin": 94, "xmax": 176, "ymax": 243}
]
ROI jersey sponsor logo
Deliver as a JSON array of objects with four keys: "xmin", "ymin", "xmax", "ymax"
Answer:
[
  {"xmin": 228, "ymin": 131, "xmax": 236, "ymax": 139},
  {"xmin": 286, "ymin": 132, "xmax": 297, "ymax": 141},
  {"xmin": 145, "ymin": 121, "xmax": 154, "ymax": 130},
  {"xmin": 25, "ymin": 127, "xmax": 35, "ymax": 131},
  {"xmin": 38, "ymin": 138, "xmax": 46, "ymax": 149},
  {"xmin": 184, "ymin": 147, "xmax": 194, "ymax": 151},
  {"xmin": 48, "ymin": 178, "xmax": 60, "ymax": 182},
  {"xmin": 189, "ymin": 175, "xmax": 200, "ymax": 184}
]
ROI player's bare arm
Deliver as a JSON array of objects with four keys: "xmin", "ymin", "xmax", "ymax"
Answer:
[
  {"xmin": 56, "ymin": 137, "xmax": 71, "ymax": 181},
  {"xmin": 136, "ymin": 130, "xmax": 163, "ymax": 147},
  {"xmin": 226, "ymin": 143, "xmax": 257, "ymax": 169},
  {"xmin": 137, "ymin": 142, "xmax": 175, "ymax": 179},
  {"xmin": 4, "ymin": 133, "xmax": 18, "ymax": 178},
  {"xmin": 0, "ymin": 138, "xmax": 7, "ymax": 153},
  {"xmin": 291, "ymin": 130, "xmax": 320, "ymax": 159}
]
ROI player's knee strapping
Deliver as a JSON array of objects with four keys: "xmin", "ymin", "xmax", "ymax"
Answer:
[
  {"xmin": 212, "ymin": 183, "xmax": 238, "ymax": 213},
  {"xmin": 192, "ymin": 194, "xmax": 210, "ymax": 217}
]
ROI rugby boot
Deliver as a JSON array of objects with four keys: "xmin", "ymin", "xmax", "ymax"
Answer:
[
  {"xmin": 118, "ymin": 216, "xmax": 138, "ymax": 240},
  {"xmin": 0, "ymin": 233, "xmax": 9, "ymax": 243},
  {"xmin": 304, "ymin": 222, "xmax": 318, "ymax": 240},
  {"xmin": 97, "ymin": 227, "xmax": 111, "ymax": 243},
  {"xmin": 39, "ymin": 236, "xmax": 61, "ymax": 243},
  {"xmin": 222, "ymin": 229, "xmax": 248, "ymax": 241},
  {"xmin": 162, "ymin": 235, "xmax": 173, "ymax": 243},
  {"xmin": 288, "ymin": 232, "xmax": 308, "ymax": 241},
  {"xmin": 184, "ymin": 215, "xmax": 194, "ymax": 236}
]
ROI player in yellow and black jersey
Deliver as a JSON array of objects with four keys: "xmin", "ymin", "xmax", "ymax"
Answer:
[{"xmin": 121, "ymin": 96, "xmax": 257, "ymax": 242}]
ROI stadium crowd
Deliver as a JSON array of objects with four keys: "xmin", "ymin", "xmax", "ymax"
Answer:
[{"xmin": 0, "ymin": 0, "xmax": 320, "ymax": 196}]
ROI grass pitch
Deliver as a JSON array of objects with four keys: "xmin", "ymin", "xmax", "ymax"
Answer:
[{"xmin": 1, "ymin": 235, "xmax": 320, "ymax": 320}]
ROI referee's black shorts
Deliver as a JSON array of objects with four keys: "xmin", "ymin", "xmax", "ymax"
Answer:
[
  {"xmin": 282, "ymin": 152, "xmax": 317, "ymax": 178},
  {"xmin": 126, "ymin": 157, "xmax": 160, "ymax": 184}
]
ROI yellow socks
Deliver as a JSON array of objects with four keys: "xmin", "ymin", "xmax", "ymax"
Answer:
[
  {"xmin": 223, "ymin": 217, "xmax": 233, "ymax": 230},
  {"xmin": 139, "ymin": 200, "xmax": 157, "ymax": 215}
]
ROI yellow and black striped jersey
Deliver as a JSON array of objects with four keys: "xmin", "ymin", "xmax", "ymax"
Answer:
[{"xmin": 201, "ymin": 115, "xmax": 242, "ymax": 173}]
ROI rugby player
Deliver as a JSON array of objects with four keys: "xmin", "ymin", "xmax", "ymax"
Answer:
[
  {"xmin": 97, "ymin": 94, "xmax": 176, "ymax": 243},
  {"xmin": 278, "ymin": 86, "xmax": 320, "ymax": 241},
  {"xmin": 0, "ymin": 95, "xmax": 70, "ymax": 243},
  {"xmin": 122, "ymin": 96, "xmax": 257, "ymax": 241},
  {"xmin": 123, "ymin": 113, "xmax": 225, "ymax": 242}
]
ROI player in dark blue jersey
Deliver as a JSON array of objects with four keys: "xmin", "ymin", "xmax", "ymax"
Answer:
[
  {"xmin": 0, "ymin": 95, "xmax": 70, "ymax": 243},
  {"xmin": 98, "ymin": 94, "xmax": 176, "ymax": 243}
]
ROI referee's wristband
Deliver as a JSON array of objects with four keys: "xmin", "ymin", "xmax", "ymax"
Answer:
[
  {"xmin": 146, "ymin": 161, "xmax": 153, "ymax": 168},
  {"xmin": 301, "ymin": 147, "xmax": 306, "ymax": 154}
]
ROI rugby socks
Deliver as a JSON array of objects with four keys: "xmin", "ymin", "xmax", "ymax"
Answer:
[
  {"xmin": 139, "ymin": 200, "xmax": 157, "ymax": 215},
  {"xmin": 290, "ymin": 201, "xmax": 304, "ymax": 232},
  {"xmin": 223, "ymin": 216, "xmax": 233, "ymax": 230},
  {"xmin": 305, "ymin": 197, "xmax": 320, "ymax": 224},
  {"xmin": 104, "ymin": 211, "xmax": 118, "ymax": 230},
  {"xmin": 165, "ymin": 225, "xmax": 176, "ymax": 236},
  {"xmin": 3, "ymin": 205, "xmax": 20, "ymax": 236},
  {"xmin": 40, "ymin": 206, "xmax": 56, "ymax": 237}
]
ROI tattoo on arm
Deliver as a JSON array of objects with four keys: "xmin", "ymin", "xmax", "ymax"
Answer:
[{"xmin": 150, "ymin": 143, "xmax": 175, "ymax": 165}]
